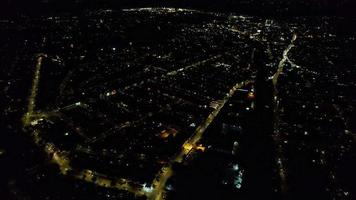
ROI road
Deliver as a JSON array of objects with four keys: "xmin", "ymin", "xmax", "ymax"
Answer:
[
  {"xmin": 23, "ymin": 54, "xmax": 46, "ymax": 126},
  {"xmin": 22, "ymin": 53, "xmax": 149, "ymax": 197},
  {"xmin": 149, "ymin": 80, "xmax": 253, "ymax": 200},
  {"xmin": 22, "ymin": 50, "xmax": 252, "ymax": 200},
  {"xmin": 271, "ymin": 33, "xmax": 297, "ymax": 196},
  {"xmin": 166, "ymin": 55, "xmax": 222, "ymax": 76},
  {"xmin": 272, "ymin": 33, "xmax": 297, "ymax": 86}
]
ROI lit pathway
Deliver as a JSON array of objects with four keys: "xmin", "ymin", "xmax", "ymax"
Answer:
[
  {"xmin": 271, "ymin": 33, "xmax": 297, "ymax": 196},
  {"xmin": 272, "ymin": 33, "xmax": 297, "ymax": 86},
  {"xmin": 23, "ymin": 51, "xmax": 253, "ymax": 200},
  {"xmin": 22, "ymin": 54, "xmax": 148, "ymax": 198},
  {"xmin": 166, "ymin": 55, "xmax": 222, "ymax": 76},
  {"xmin": 149, "ymin": 80, "xmax": 253, "ymax": 200},
  {"xmin": 23, "ymin": 54, "xmax": 46, "ymax": 125},
  {"xmin": 123, "ymin": 54, "xmax": 224, "ymax": 91}
]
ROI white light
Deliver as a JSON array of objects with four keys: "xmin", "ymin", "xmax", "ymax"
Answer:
[
  {"xmin": 166, "ymin": 184, "xmax": 174, "ymax": 191},
  {"xmin": 235, "ymin": 183, "xmax": 242, "ymax": 189},
  {"xmin": 233, "ymin": 164, "xmax": 239, "ymax": 171},
  {"xmin": 142, "ymin": 183, "xmax": 153, "ymax": 193}
]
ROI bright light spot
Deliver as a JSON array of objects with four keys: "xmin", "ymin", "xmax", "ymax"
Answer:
[
  {"xmin": 183, "ymin": 143, "xmax": 193, "ymax": 152},
  {"xmin": 31, "ymin": 120, "xmax": 39, "ymax": 126},
  {"xmin": 196, "ymin": 144, "xmax": 206, "ymax": 152},
  {"xmin": 166, "ymin": 184, "xmax": 174, "ymax": 191},
  {"xmin": 247, "ymin": 92, "xmax": 255, "ymax": 99},
  {"xmin": 233, "ymin": 164, "xmax": 239, "ymax": 171},
  {"xmin": 234, "ymin": 171, "xmax": 244, "ymax": 189},
  {"xmin": 142, "ymin": 183, "xmax": 153, "ymax": 193}
]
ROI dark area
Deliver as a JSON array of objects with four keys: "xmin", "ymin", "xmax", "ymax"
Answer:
[
  {"xmin": 1, "ymin": 2, "xmax": 356, "ymax": 200},
  {"xmin": 2, "ymin": 0, "xmax": 356, "ymax": 18}
]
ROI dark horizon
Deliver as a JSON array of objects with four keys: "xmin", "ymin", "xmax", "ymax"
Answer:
[{"xmin": 2, "ymin": 0, "xmax": 356, "ymax": 18}]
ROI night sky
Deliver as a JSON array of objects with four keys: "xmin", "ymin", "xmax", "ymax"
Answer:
[{"xmin": 1, "ymin": 0, "xmax": 356, "ymax": 17}]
